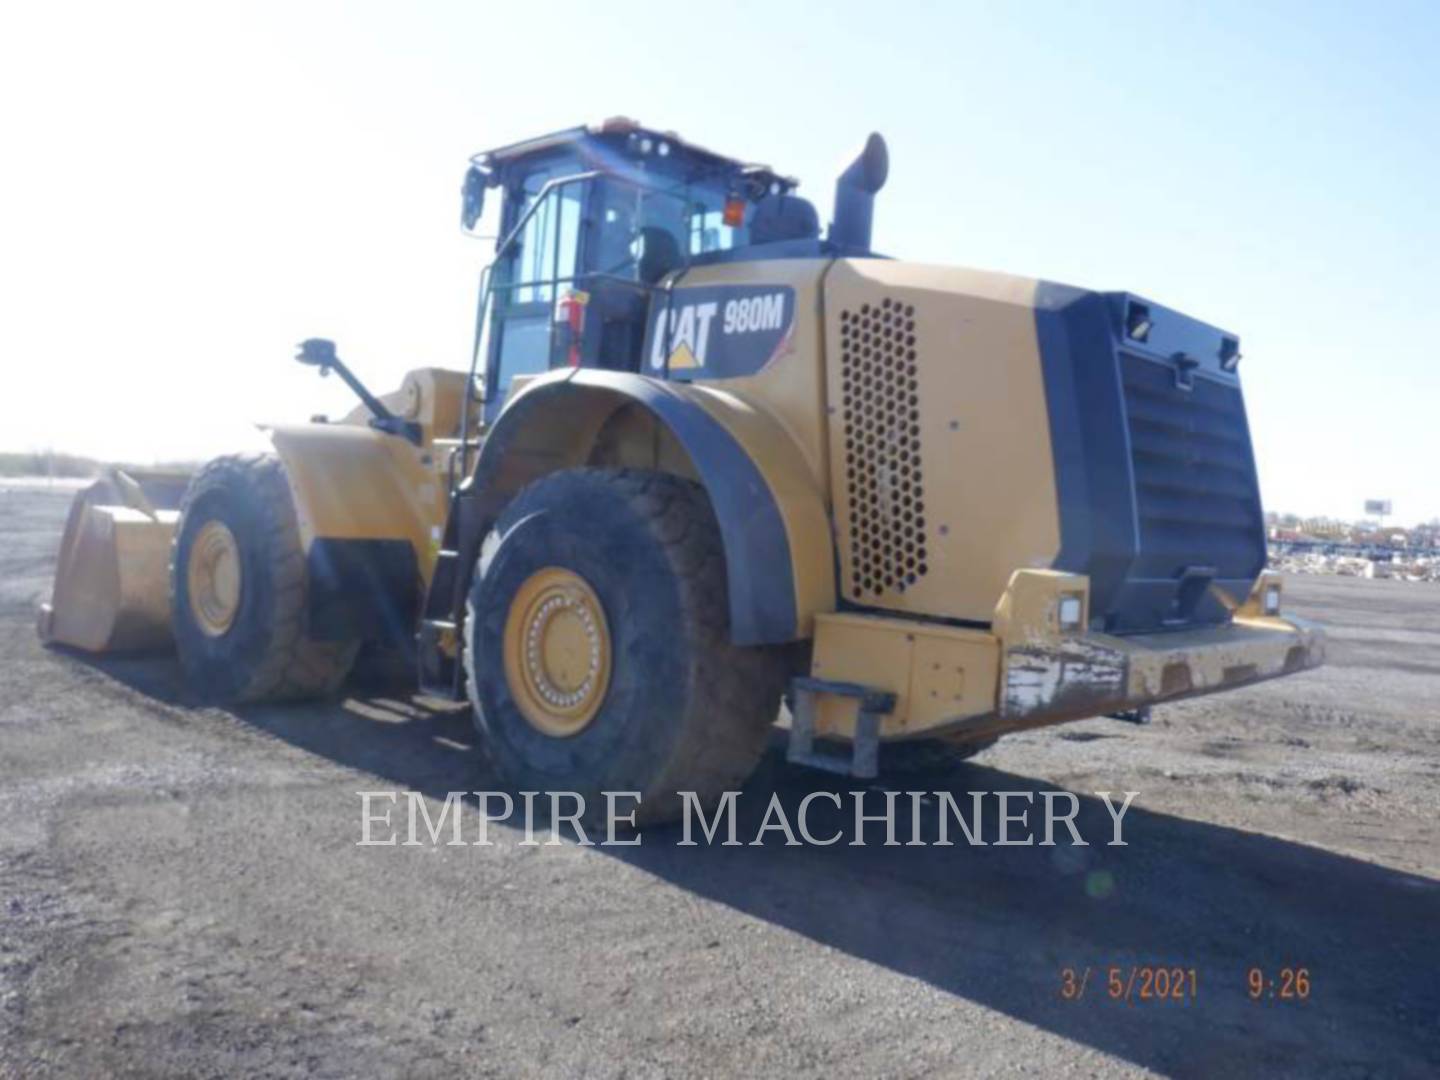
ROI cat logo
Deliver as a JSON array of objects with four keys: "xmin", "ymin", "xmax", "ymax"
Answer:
[
  {"xmin": 647, "ymin": 288, "xmax": 793, "ymax": 378},
  {"xmin": 650, "ymin": 302, "xmax": 718, "ymax": 371}
]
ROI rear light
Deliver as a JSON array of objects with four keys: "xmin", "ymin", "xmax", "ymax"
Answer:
[
  {"xmin": 1219, "ymin": 336, "xmax": 1241, "ymax": 372},
  {"xmin": 1058, "ymin": 594, "xmax": 1084, "ymax": 632},
  {"xmin": 1125, "ymin": 301, "xmax": 1152, "ymax": 343},
  {"xmin": 1263, "ymin": 584, "xmax": 1281, "ymax": 616}
]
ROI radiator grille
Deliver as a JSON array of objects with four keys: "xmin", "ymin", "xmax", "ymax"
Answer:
[
  {"xmin": 1120, "ymin": 352, "xmax": 1264, "ymax": 580},
  {"xmin": 839, "ymin": 298, "xmax": 928, "ymax": 597}
]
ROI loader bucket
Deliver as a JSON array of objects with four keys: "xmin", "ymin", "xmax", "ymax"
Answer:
[{"xmin": 37, "ymin": 468, "xmax": 192, "ymax": 653}]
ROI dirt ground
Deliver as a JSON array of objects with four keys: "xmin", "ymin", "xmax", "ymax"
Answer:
[{"xmin": 2, "ymin": 483, "xmax": 1437, "ymax": 1078}]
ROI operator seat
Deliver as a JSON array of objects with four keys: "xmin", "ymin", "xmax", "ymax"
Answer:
[
  {"xmin": 748, "ymin": 194, "xmax": 821, "ymax": 244},
  {"xmin": 638, "ymin": 226, "xmax": 683, "ymax": 284}
]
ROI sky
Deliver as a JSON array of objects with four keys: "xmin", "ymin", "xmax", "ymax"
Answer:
[{"xmin": 2, "ymin": 0, "xmax": 1437, "ymax": 523}]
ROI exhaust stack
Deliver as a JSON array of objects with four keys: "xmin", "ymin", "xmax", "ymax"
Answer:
[{"xmin": 829, "ymin": 133, "xmax": 889, "ymax": 253}]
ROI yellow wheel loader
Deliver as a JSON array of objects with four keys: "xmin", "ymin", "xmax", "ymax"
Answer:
[{"xmin": 41, "ymin": 118, "xmax": 1324, "ymax": 820}]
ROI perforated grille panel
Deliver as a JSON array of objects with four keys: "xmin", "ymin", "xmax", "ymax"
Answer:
[
  {"xmin": 1120, "ymin": 351, "xmax": 1264, "ymax": 580},
  {"xmin": 839, "ymin": 298, "xmax": 928, "ymax": 597}
]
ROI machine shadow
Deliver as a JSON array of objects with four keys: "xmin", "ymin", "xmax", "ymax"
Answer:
[{"xmin": 86, "ymin": 653, "xmax": 1440, "ymax": 1076}]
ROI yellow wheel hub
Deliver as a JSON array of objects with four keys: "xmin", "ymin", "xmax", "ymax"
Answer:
[
  {"xmin": 503, "ymin": 567, "xmax": 612, "ymax": 737},
  {"xmin": 187, "ymin": 519, "xmax": 243, "ymax": 637}
]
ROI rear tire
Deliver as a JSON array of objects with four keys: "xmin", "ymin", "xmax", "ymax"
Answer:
[
  {"xmin": 171, "ymin": 453, "xmax": 358, "ymax": 703},
  {"xmin": 465, "ymin": 468, "xmax": 788, "ymax": 825}
]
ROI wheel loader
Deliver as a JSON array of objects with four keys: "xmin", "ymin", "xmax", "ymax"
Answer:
[{"xmin": 40, "ymin": 118, "xmax": 1324, "ymax": 821}]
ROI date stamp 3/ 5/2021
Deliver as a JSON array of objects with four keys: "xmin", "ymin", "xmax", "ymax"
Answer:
[{"xmin": 1059, "ymin": 966, "xmax": 1312, "ymax": 1004}]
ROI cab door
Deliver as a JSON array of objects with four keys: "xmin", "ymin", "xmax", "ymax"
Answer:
[{"xmin": 481, "ymin": 164, "xmax": 587, "ymax": 421}]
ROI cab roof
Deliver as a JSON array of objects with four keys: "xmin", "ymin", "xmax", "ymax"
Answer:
[{"xmin": 471, "ymin": 117, "xmax": 797, "ymax": 194}]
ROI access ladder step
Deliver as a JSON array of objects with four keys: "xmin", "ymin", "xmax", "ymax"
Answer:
[
  {"xmin": 416, "ymin": 617, "xmax": 464, "ymax": 701},
  {"xmin": 786, "ymin": 676, "xmax": 896, "ymax": 780}
]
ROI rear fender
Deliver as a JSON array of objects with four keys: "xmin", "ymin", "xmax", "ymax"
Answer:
[{"xmin": 461, "ymin": 368, "xmax": 835, "ymax": 645}]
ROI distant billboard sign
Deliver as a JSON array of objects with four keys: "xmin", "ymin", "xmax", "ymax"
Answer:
[{"xmin": 1365, "ymin": 500, "xmax": 1392, "ymax": 516}]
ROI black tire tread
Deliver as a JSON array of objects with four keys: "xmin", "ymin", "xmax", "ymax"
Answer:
[
  {"xmin": 172, "ymin": 453, "xmax": 356, "ymax": 703},
  {"xmin": 466, "ymin": 468, "xmax": 788, "ymax": 824}
]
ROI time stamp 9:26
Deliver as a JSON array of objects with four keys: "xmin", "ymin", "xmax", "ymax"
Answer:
[{"xmin": 1059, "ymin": 965, "xmax": 1313, "ymax": 1004}]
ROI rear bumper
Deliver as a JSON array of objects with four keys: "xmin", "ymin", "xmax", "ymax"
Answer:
[
  {"xmin": 804, "ymin": 568, "xmax": 1324, "ymax": 743},
  {"xmin": 999, "ymin": 614, "xmax": 1325, "ymax": 729},
  {"xmin": 984, "ymin": 567, "xmax": 1324, "ymax": 737}
]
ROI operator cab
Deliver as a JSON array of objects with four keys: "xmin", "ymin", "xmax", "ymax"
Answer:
[{"xmin": 461, "ymin": 118, "xmax": 824, "ymax": 418}]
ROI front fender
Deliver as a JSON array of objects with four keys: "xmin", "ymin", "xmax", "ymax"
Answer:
[{"xmin": 265, "ymin": 423, "xmax": 445, "ymax": 643}]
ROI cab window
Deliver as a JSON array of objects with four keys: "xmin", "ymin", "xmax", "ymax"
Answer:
[
  {"xmin": 485, "ymin": 161, "xmax": 587, "ymax": 406},
  {"xmin": 689, "ymin": 207, "xmax": 745, "ymax": 254},
  {"xmin": 588, "ymin": 177, "xmax": 740, "ymax": 280},
  {"xmin": 512, "ymin": 170, "xmax": 582, "ymax": 303}
]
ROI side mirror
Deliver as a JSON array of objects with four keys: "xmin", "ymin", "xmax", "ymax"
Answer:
[
  {"xmin": 296, "ymin": 338, "xmax": 337, "ymax": 369},
  {"xmin": 461, "ymin": 166, "xmax": 487, "ymax": 230}
]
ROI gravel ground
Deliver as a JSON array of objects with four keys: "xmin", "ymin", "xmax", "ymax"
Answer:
[{"xmin": 2, "ymin": 484, "xmax": 1437, "ymax": 1078}]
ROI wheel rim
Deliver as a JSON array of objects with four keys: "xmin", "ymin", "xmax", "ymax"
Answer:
[
  {"xmin": 187, "ymin": 519, "xmax": 242, "ymax": 637},
  {"xmin": 503, "ymin": 567, "xmax": 612, "ymax": 737}
]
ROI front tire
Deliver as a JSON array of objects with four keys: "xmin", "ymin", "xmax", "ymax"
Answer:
[
  {"xmin": 171, "ymin": 453, "xmax": 358, "ymax": 703},
  {"xmin": 465, "ymin": 468, "xmax": 788, "ymax": 825}
]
